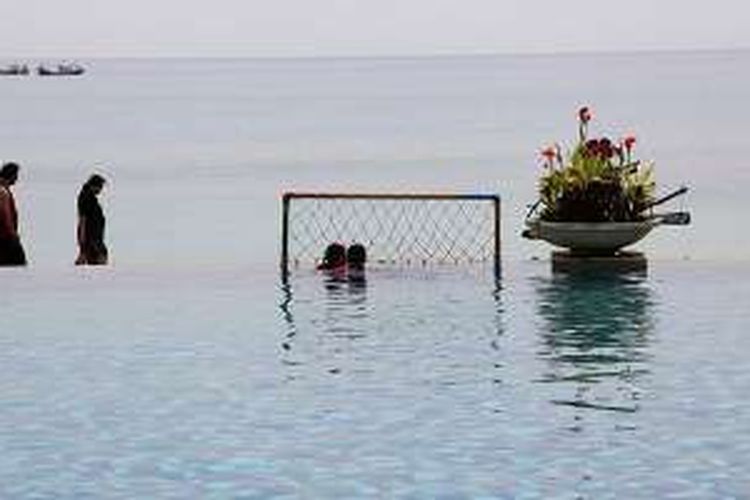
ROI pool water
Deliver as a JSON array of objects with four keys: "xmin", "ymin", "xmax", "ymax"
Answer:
[{"xmin": 1, "ymin": 260, "xmax": 748, "ymax": 498}]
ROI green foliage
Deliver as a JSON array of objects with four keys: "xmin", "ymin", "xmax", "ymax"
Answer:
[{"xmin": 537, "ymin": 111, "xmax": 656, "ymax": 222}]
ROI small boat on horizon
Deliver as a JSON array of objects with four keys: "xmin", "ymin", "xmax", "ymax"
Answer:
[
  {"xmin": 0, "ymin": 64, "xmax": 30, "ymax": 76},
  {"xmin": 37, "ymin": 63, "xmax": 85, "ymax": 76}
]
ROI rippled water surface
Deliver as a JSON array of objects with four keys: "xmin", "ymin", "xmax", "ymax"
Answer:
[{"xmin": 2, "ymin": 261, "xmax": 749, "ymax": 497}]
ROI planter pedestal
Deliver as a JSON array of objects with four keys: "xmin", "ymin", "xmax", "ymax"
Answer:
[{"xmin": 551, "ymin": 250, "xmax": 647, "ymax": 274}]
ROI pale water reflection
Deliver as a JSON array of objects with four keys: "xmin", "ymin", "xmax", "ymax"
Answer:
[
  {"xmin": 319, "ymin": 271, "xmax": 369, "ymax": 337},
  {"xmin": 278, "ymin": 267, "xmax": 503, "ymax": 385}
]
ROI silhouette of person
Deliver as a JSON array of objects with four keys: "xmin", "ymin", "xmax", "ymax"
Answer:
[
  {"xmin": 0, "ymin": 162, "xmax": 27, "ymax": 266},
  {"xmin": 75, "ymin": 174, "xmax": 108, "ymax": 265},
  {"xmin": 317, "ymin": 242, "xmax": 346, "ymax": 271},
  {"xmin": 346, "ymin": 242, "xmax": 367, "ymax": 287},
  {"xmin": 346, "ymin": 243, "xmax": 366, "ymax": 272}
]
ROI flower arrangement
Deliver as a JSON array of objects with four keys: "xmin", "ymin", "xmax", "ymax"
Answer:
[{"xmin": 536, "ymin": 107, "xmax": 656, "ymax": 222}]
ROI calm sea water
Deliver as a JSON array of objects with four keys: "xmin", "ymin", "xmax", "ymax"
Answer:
[{"xmin": 1, "ymin": 52, "xmax": 750, "ymax": 497}]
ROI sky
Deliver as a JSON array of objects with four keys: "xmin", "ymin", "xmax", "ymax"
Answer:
[{"xmin": 1, "ymin": 0, "xmax": 748, "ymax": 58}]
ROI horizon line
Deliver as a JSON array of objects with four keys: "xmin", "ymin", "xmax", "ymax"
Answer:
[{"xmin": 2, "ymin": 45, "xmax": 749, "ymax": 62}]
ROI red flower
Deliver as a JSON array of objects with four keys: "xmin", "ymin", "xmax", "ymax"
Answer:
[
  {"xmin": 623, "ymin": 135, "xmax": 636, "ymax": 152},
  {"xmin": 578, "ymin": 106, "xmax": 592, "ymax": 124},
  {"xmin": 583, "ymin": 137, "xmax": 616, "ymax": 159},
  {"xmin": 541, "ymin": 146, "xmax": 556, "ymax": 163}
]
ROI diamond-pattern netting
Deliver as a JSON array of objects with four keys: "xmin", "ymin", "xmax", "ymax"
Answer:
[{"xmin": 284, "ymin": 194, "xmax": 499, "ymax": 268}]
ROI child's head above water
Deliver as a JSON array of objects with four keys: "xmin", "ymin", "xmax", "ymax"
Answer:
[
  {"xmin": 319, "ymin": 242, "xmax": 347, "ymax": 270},
  {"xmin": 346, "ymin": 243, "xmax": 366, "ymax": 270}
]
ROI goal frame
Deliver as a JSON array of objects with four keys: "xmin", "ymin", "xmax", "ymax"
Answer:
[{"xmin": 280, "ymin": 192, "xmax": 501, "ymax": 278}]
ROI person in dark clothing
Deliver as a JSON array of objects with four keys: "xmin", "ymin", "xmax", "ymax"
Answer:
[
  {"xmin": 0, "ymin": 162, "xmax": 27, "ymax": 266},
  {"xmin": 75, "ymin": 174, "xmax": 108, "ymax": 265}
]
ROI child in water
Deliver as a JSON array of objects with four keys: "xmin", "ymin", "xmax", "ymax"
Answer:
[
  {"xmin": 346, "ymin": 243, "xmax": 366, "ymax": 272},
  {"xmin": 317, "ymin": 242, "xmax": 347, "ymax": 270},
  {"xmin": 317, "ymin": 242, "xmax": 367, "ymax": 273}
]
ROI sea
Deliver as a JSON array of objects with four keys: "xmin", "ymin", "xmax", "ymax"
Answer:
[{"xmin": 1, "ymin": 51, "xmax": 749, "ymax": 498}]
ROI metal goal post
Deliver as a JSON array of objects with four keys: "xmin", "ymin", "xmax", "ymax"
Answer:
[{"xmin": 280, "ymin": 192, "xmax": 501, "ymax": 277}]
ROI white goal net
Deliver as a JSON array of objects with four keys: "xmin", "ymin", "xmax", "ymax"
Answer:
[{"xmin": 281, "ymin": 192, "xmax": 500, "ymax": 275}]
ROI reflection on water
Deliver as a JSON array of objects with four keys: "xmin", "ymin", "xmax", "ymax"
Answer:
[
  {"xmin": 278, "ymin": 270, "xmax": 370, "ymax": 374},
  {"xmin": 279, "ymin": 268, "xmax": 504, "ymax": 384},
  {"xmin": 279, "ymin": 280, "xmax": 296, "ymax": 352},
  {"xmin": 534, "ymin": 270, "xmax": 656, "ymax": 419},
  {"xmin": 319, "ymin": 270, "xmax": 369, "ymax": 339}
]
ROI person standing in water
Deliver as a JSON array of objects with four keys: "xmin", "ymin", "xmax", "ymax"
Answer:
[
  {"xmin": 0, "ymin": 162, "xmax": 27, "ymax": 266},
  {"xmin": 75, "ymin": 174, "xmax": 108, "ymax": 265}
]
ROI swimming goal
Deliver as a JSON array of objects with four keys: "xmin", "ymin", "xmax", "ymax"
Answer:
[{"xmin": 280, "ymin": 192, "xmax": 500, "ymax": 275}]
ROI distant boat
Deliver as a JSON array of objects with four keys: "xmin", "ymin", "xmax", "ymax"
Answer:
[
  {"xmin": 0, "ymin": 64, "xmax": 30, "ymax": 76},
  {"xmin": 37, "ymin": 64, "xmax": 85, "ymax": 76}
]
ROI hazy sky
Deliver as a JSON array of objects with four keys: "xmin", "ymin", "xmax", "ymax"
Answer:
[{"xmin": 2, "ymin": 0, "xmax": 748, "ymax": 58}]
